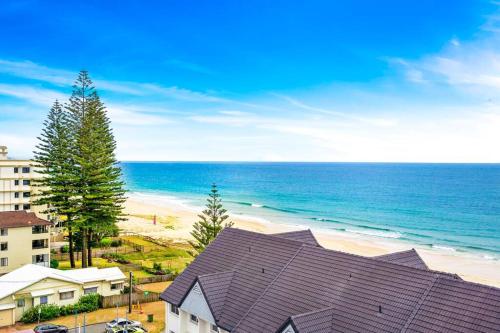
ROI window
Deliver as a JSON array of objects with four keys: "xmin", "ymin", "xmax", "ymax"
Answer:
[
  {"xmin": 17, "ymin": 299, "xmax": 25, "ymax": 307},
  {"xmin": 0, "ymin": 242, "xmax": 7, "ymax": 251},
  {"xmin": 39, "ymin": 296, "xmax": 48, "ymax": 305},
  {"xmin": 14, "ymin": 204, "xmax": 19, "ymax": 211},
  {"xmin": 13, "ymin": 167, "xmax": 18, "ymax": 173},
  {"xmin": 59, "ymin": 291, "xmax": 74, "ymax": 300},
  {"xmin": 23, "ymin": 204, "xmax": 30, "ymax": 210},
  {"xmin": 169, "ymin": 304, "xmax": 179, "ymax": 315},
  {"xmin": 22, "ymin": 167, "xmax": 30, "ymax": 173},
  {"xmin": 0, "ymin": 229, "xmax": 6, "ymax": 236},
  {"xmin": 32, "ymin": 225, "xmax": 48, "ymax": 234},
  {"xmin": 14, "ymin": 192, "xmax": 19, "ymax": 198},
  {"xmin": 14, "ymin": 180, "xmax": 19, "ymax": 186},
  {"xmin": 0, "ymin": 258, "xmax": 8, "ymax": 266},
  {"xmin": 33, "ymin": 254, "xmax": 49, "ymax": 264},
  {"xmin": 190, "ymin": 314, "xmax": 198, "ymax": 324},
  {"xmin": 32, "ymin": 239, "xmax": 48, "ymax": 249},
  {"xmin": 84, "ymin": 287, "xmax": 98, "ymax": 294},
  {"xmin": 111, "ymin": 283, "xmax": 123, "ymax": 290},
  {"xmin": 211, "ymin": 324, "xmax": 219, "ymax": 332},
  {"xmin": 23, "ymin": 180, "xmax": 30, "ymax": 185},
  {"xmin": 23, "ymin": 192, "xmax": 30, "ymax": 198}
]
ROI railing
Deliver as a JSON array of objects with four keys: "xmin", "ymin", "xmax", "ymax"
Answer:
[{"xmin": 34, "ymin": 261, "xmax": 49, "ymax": 267}]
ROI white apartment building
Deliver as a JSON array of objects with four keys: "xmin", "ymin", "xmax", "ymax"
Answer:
[
  {"xmin": 0, "ymin": 210, "xmax": 52, "ymax": 275},
  {"xmin": 0, "ymin": 146, "xmax": 45, "ymax": 217}
]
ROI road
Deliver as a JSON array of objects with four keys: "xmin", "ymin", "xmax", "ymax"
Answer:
[{"xmin": 68, "ymin": 323, "xmax": 106, "ymax": 333}]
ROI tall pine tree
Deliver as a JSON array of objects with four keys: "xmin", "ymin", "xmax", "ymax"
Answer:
[
  {"xmin": 66, "ymin": 71, "xmax": 125, "ymax": 267},
  {"xmin": 189, "ymin": 184, "xmax": 233, "ymax": 256},
  {"xmin": 32, "ymin": 101, "xmax": 79, "ymax": 268}
]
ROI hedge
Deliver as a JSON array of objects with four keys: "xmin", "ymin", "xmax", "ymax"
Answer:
[{"xmin": 21, "ymin": 293, "xmax": 100, "ymax": 323}]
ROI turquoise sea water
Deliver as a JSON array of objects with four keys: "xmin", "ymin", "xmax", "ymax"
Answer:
[{"xmin": 121, "ymin": 162, "xmax": 500, "ymax": 260}]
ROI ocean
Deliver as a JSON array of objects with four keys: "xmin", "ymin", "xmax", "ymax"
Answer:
[{"xmin": 121, "ymin": 162, "xmax": 500, "ymax": 260}]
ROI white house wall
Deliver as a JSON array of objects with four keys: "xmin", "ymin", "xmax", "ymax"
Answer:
[{"xmin": 180, "ymin": 282, "xmax": 215, "ymax": 324}]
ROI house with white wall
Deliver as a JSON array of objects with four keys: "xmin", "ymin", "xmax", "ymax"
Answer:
[{"xmin": 0, "ymin": 264, "xmax": 126, "ymax": 327}]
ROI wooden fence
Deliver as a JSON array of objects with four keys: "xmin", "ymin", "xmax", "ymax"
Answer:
[
  {"xmin": 52, "ymin": 246, "xmax": 137, "ymax": 261},
  {"xmin": 101, "ymin": 292, "xmax": 161, "ymax": 308},
  {"xmin": 136, "ymin": 274, "xmax": 174, "ymax": 284}
]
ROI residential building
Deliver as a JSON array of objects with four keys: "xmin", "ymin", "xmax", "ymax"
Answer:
[
  {"xmin": 161, "ymin": 228, "xmax": 500, "ymax": 333},
  {"xmin": 0, "ymin": 146, "xmax": 45, "ymax": 217},
  {"xmin": 0, "ymin": 211, "xmax": 52, "ymax": 275},
  {"xmin": 0, "ymin": 264, "xmax": 126, "ymax": 326}
]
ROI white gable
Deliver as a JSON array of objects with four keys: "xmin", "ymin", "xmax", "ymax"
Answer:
[
  {"xmin": 282, "ymin": 324, "xmax": 296, "ymax": 333},
  {"xmin": 180, "ymin": 282, "xmax": 215, "ymax": 324}
]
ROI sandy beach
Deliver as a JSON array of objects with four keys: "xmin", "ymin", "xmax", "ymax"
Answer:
[{"xmin": 120, "ymin": 196, "xmax": 500, "ymax": 288}]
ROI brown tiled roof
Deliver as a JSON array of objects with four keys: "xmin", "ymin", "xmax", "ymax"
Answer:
[
  {"xmin": 161, "ymin": 228, "xmax": 500, "ymax": 333},
  {"xmin": 273, "ymin": 229, "xmax": 322, "ymax": 247},
  {"xmin": 374, "ymin": 248, "xmax": 429, "ymax": 270},
  {"xmin": 198, "ymin": 271, "xmax": 234, "ymax": 320},
  {"xmin": 161, "ymin": 228, "xmax": 305, "ymax": 330},
  {"xmin": 0, "ymin": 211, "xmax": 51, "ymax": 228}
]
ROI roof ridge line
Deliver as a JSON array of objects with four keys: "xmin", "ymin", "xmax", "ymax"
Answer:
[
  {"xmin": 232, "ymin": 244, "xmax": 307, "ymax": 332},
  {"xmin": 400, "ymin": 274, "xmax": 440, "ymax": 333},
  {"xmin": 290, "ymin": 306, "xmax": 335, "ymax": 319}
]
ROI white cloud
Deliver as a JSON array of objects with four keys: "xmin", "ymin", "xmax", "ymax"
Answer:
[
  {"xmin": 0, "ymin": 59, "xmax": 226, "ymax": 102},
  {"xmin": 273, "ymin": 94, "xmax": 398, "ymax": 127},
  {"xmin": 0, "ymin": 83, "xmax": 66, "ymax": 105}
]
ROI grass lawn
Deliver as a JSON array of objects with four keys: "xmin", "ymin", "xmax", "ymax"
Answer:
[
  {"xmin": 58, "ymin": 258, "xmax": 122, "ymax": 270},
  {"xmin": 15, "ymin": 302, "xmax": 166, "ymax": 333},
  {"xmin": 56, "ymin": 237, "xmax": 193, "ymax": 275}
]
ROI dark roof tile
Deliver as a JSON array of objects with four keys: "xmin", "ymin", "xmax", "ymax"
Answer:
[
  {"xmin": 374, "ymin": 249, "xmax": 429, "ymax": 270},
  {"xmin": 273, "ymin": 229, "xmax": 322, "ymax": 247}
]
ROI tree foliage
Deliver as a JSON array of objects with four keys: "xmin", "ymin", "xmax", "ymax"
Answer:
[
  {"xmin": 33, "ymin": 70, "xmax": 125, "ymax": 268},
  {"xmin": 189, "ymin": 184, "xmax": 233, "ymax": 256}
]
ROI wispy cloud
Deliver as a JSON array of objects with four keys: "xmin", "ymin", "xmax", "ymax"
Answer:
[
  {"xmin": 0, "ymin": 59, "xmax": 226, "ymax": 102},
  {"xmin": 273, "ymin": 94, "xmax": 398, "ymax": 127},
  {"xmin": 0, "ymin": 83, "xmax": 66, "ymax": 105},
  {"xmin": 164, "ymin": 58, "xmax": 215, "ymax": 75}
]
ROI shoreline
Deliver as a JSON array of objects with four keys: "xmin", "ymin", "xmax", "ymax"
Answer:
[{"xmin": 120, "ymin": 194, "xmax": 500, "ymax": 288}]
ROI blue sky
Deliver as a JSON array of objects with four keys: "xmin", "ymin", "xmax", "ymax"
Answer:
[{"xmin": 1, "ymin": 1, "xmax": 500, "ymax": 162}]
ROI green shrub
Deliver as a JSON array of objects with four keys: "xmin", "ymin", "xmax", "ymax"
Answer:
[
  {"xmin": 102, "ymin": 253, "xmax": 130, "ymax": 264},
  {"xmin": 100, "ymin": 238, "xmax": 112, "ymax": 248},
  {"xmin": 21, "ymin": 304, "xmax": 60, "ymax": 323},
  {"xmin": 110, "ymin": 239, "xmax": 122, "ymax": 247},
  {"xmin": 60, "ymin": 244, "xmax": 69, "ymax": 253},
  {"xmin": 20, "ymin": 294, "xmax": 101, "ymax": 323},
  {"xmin": 50, "ymin": 259, "xmax": 59, "ymax": 268},
  {"xmin": 76, "ymin": 293, "xmax": 100, "ymax": 312}
]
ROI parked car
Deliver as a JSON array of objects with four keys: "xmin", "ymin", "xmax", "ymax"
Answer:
[
  {"xmin": 111, "ymin": 327, "xmax": 147, "ymax": 333},
  {"xmin": 34, "ymin": 324, "xmax": 68, "ymax": 333},
  {"xmin": 105, "ymin": 318, "xmax": 142, "ymax": 332}
]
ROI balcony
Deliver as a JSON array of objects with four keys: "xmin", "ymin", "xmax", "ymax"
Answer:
[
  {"xmin": 34, "ymin": 261, "xmax": 49, "ymax": 267},
  {"xmin": 32, "ymin": 239, "xmax": 49, "ymax": 249},
  {"xmin": 32, "ymin": 226, "xmax": 49, "ymax": 234}
]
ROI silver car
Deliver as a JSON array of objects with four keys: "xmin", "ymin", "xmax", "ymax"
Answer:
[{"xmin": 105, "ymin": 318, "xmax": 142, "ymax": 333}]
